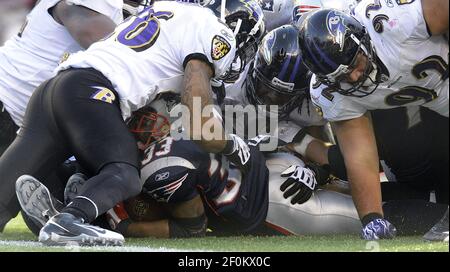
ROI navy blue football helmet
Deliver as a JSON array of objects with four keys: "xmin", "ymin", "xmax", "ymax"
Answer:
[
  {"xmin": 246, "ymin": 25, "xmax": 311, "ymax": 117},
  {"xmin": 297, "ymin": 9, "xmax": 379, "ymax": 97},
  {"xmin": 207, "ymin": 0, "xmax": 266, "ymax": 82},
  {"xmin": 123, "ymin": 0, "xmax": 154, "ymax": 18}
]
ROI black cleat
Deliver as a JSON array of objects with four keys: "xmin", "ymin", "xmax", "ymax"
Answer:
[
  {"xmin": 15, "ymin": 175, "xmax": 63, "ymax": 229},
  {"xmin": 39, "ymin": 213, "xmax": 124, "ymax": 246},
  {"xmin": 423, "ymin": 207, "xmax": 449, "ymax": 242}
]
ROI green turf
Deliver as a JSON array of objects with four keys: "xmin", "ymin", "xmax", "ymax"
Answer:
[{"xmin": 0, "ymin": 215, "xmax": 448, "ymax": 252}]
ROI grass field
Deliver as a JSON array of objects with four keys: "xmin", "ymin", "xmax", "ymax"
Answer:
[{"xmin": 0, "ymin": 216, "xmax": 448, "ymax": 252}]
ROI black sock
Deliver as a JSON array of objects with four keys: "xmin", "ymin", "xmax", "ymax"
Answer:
[{"xmin": 62, "ymin": 197, "xmax": 97, "ymax": 223}]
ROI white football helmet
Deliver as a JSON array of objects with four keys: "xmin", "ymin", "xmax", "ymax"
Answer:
[
  {"xmin": 292, "ymin": 0, "xmax": 358, "ymax": 24},
  {"xmin": 259, "ymin": 0, "xmax": 296, "ymax": 31}
]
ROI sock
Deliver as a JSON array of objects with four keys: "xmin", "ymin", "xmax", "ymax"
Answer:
[{"xmin": 62, "ymin": 196, "xmax": 98, "ymax": 223}]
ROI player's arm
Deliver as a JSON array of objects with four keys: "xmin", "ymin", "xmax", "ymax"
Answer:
[
  {"xmin": 285, "ymin": 126, "xmax": 332, "ymax": 166},
  {"xmin": 422, "ymin": 0, "xmax": 449, "ymax": 35},
  {"xmin": 108, "ymin": 195, "xmax": 207, "ymax": 238},
  {"xmin": 331, "ymin": 113, "xmax": 383, "ymax": 219},
  {"xmin": 182, "ymin": 59, "xmax": 227, "ymax": 153},
  {"xmin": 52, "ymin": 1, "xmax": 117, "ymax": 48}
]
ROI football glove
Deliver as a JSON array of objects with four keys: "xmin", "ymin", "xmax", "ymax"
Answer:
[
  {"xmin": 222, "ymin": 134, "xmax": 251, "ymax": 174},
  {"xmin": 280, "ymin": 165, "xmax": 317, "ymax": 204},
  {"xmin": 305, "ymin": 163, "xmax": 332, "ymax": 186},
  {"xmin": 361, "ymin": 217, "xmax": 397, "ymax": 240},
  {"xmin": 106, "ymin": 202, "xmax": 132, "ymax": 235}
]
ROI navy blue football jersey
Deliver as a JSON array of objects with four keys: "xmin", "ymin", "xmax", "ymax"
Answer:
[{"xmin": 140, "ymin": 137, "xmax": 269, "ymax": 234}]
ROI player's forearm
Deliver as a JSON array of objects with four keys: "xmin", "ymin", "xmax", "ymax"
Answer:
[
  {"xmin": 304, "ymin": 139, "xmax": 331, "ymax": 165},
  {"xmin": 71, "ymin": 18, "xmax": 116, "ymax": 49},
  {"xmin": 182, "ymin": 60, "xmax": 227, "ymax": 153},
  {"xmin": 126, "ymin": 220, "xmax": 170, "ymax": 238},
  {"xmin": 422, "ymin": 0, "xmax": 449, "ymax": 35},
  {"xmin": 333, "ymin": 115, "xmax": 383, "ymax": 219},
  {"xmin": 303, "ymin": 126, "xmax": 332, "ymax": 165},
  {"xmin": 347, "ymin": 164, "xmax": 383, "ymax": 218},
  {"xmin": 54, "ymin": 2, "xmax": 116, "ymax": 49}
]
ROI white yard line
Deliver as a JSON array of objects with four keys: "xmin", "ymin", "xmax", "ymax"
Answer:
[{"xmin": 0, "ymin": 240, "xmax": 210, "ymax": 252}]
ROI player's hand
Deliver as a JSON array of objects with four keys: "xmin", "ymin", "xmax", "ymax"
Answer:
[
  {"xmin": 305, "ymin": 163, "xmax": 332, "ymax": 186},
  {"xmin": 361, "ymin": 218, "xmax": 397, "ymax": 240},
  {"xmin": 280, "ymin": 165, "xmax": 317, "ymax": 204},
  {"xmin": 222, "ymin": 134, "xmax": 251, "ymax": 174},
  {"xmin": 106, "ymin": 202, "xmax": 132, "ymax": 235}
]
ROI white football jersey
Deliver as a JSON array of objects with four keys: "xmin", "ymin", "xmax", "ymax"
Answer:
[
  {"xmin": 310, "ymin": 0, "xmax": 449, "ymax": 121},
  {"xmin": 0, "ymin": 0, "xmax": 123, "ymax": 126},
  {"xmin": 59, "ymin": 1, "xmax": 237, "ymax": 120}
]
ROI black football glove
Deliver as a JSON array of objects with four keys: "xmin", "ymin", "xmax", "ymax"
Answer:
[
  {"xmin": 305, "ymin": 163, "xmax": 332, "ymax": 186},
  {"xmin": 222, "ymin": 134, "xmax": 251, "ymax": 174},
  {"xmin": 280, "ymin": 165, "xmax": 317, "ymax": 204}
]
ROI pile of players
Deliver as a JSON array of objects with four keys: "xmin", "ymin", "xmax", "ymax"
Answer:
[{"xmin": 0, "ymin": 0, "xmax": 448, "ymax": 247}]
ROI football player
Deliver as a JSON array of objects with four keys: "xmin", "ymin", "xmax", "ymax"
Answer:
[
  {"xmin": 235, "ymin": 25, "xmax": 448, "ymax": 228},
  {"xmin": 16, "ymin": 133, "xmax": 360, "ymax": 238},
  {"xmin": 0, "ymin": 0, "xmax": 265, "ymax": 246},
  {"xmin": 223, "ymin": 0, "xmax": 361, "ymax": 159},
  {"xmin": 297, "ymin": 0, "xmax": 448, "ymax": 240},
  {"xmin": 0, "ymin": 0, "xmax": 127, "ymax": 235},
  {"xmin": 0, "ymin": 0, "xmax": 126, "ymax": 156}
]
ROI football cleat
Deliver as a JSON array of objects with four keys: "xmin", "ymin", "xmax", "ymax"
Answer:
[
  {"xmin": 39, "ymin": 213, "xmax": 124, "ymax": 246},
  {"xmin": 423, "ymin": 207, "xmax": 449, "ymax": 242},
  {"xmin": 15, "ymin": 175, "xmax": 63, "ymax": 229}
]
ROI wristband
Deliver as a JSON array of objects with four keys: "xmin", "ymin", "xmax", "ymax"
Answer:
[{"xmin": 362, "ymin": 212, "xmax": 384, "ymax": 226}]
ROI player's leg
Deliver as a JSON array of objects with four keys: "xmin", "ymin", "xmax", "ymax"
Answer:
[
  {"xmin": 51, "ymin": 68, "xmax": 142, "ymax": 223},
  {"xmin": 421, "ymin": 107, "xmax": 449, "ymax": 204},
  {"xmin": 0, "ymin": 100, "xmax": 19, "ymax": 156},
  {"xmin": 423, "ymin": 207, "xmax": 449, "ymax": 242},
  {"xmin": 0, "ymin": 79, "xmax": 70, "ymax": 231},
  {"xmin": 38, "ymin": 68, "xmax": 140, "ymax": 246},
  {"xmin": 421, "ymin": 108, "xmax": 449, "ymax": 241},
  {"xmin": 266, "ymin": 188, "xmax": 362, "ymax": 235},
  {"xmin": 266, "ymin": 153, "xmax": 448, "ymax": 236},
  {"xmin": 382, "ymin": 199, "xmax": 448, "ymax": 237},
  {"xmin": 264, "ymin": 152, "xmax": 361, "ymax": 235}
]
